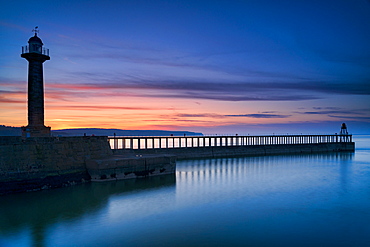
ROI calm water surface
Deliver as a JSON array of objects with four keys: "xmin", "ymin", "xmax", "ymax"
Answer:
[{"xmin": 1, "ymin": 136, "xmax": 369, "ymax": 247}]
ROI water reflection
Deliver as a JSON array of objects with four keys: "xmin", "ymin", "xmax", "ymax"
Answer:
[
  {"xmin": 0, "ymin": 152, "xmax": 360, "ymax": 247},
  {"xmin": 177, "ymin": 153, "xmax": 353, "ymax": 183},
  {"xmin": 176, "ymin": 153, "xmax": 354, "ymax": 206},
  {"xmin": 0, "ymin": 174, "xmax": 175, "ymax": 247}
]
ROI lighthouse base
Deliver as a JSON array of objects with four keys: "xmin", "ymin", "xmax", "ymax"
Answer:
[{"xmin": 21, "ymin": 125, "xmax": 51, "ymax": 138}]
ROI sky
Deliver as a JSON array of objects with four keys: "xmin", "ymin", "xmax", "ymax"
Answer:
[{"xmin": 1, "ymin": 0, "xmax": 370, "ymax": 134}]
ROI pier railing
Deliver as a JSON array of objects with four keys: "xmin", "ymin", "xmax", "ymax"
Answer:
[{"xmin": 108, "ymin": 134, "xmax": 352, "ymax": 150}]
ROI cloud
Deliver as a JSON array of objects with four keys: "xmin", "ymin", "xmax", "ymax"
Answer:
[
  {"xmin": 175, "ymin": 113, "xmax": 225, "ymax": 118},
  {"xmin": 0, "ymin": 89, "xmax": 26, "ymax": 104},
  {"xmin": 150, "ymin": 92, "xmax": 316, "ymax": 101},
  {"xmin": 294, "ymin": 107, "xmax": 370, "ymax": 122},
  {"xmin": 312, "ymin": 107, "xmax": 341, "ymax": 110},
  {"xmin": 157, "ymin": 113, "xmax": 225, "ymax": 122},
  {"xmin": 196, "ymin": 120, "xmax": 370, "ymax": 135},
  {"xmin": 51, "ymin": 105, "xmax": 168, "ymax": 111},
  {"xmin": 294, "ymin": 107, "xmax": 366, "ymax": 116},
  {"xmin": 297, "ymin": 111, "xmax": 354, "ymax": 115},
  {"xmin": 328, "ymin": 115, "xmax": 370, "ymax": 121},
  {"xmin": 44, "ymin": 80, "xmax": 320, "ymax": 102},
  {"xmin": 225, "ymin": 113, "xmax": 291, "ymax": 118},
  {"xmin": 0, "ymin": 21, "xmax": 29, "ymax": 32},
  {"xmin": 57, "ymin": 76, "xmax": 370, "ymax": 102},
  {"xmin": 0, "ymin": 96, "xmax": 25, "ymax": 104},
  {"xmin": 7, "ymin": 66, "xmax": 370, "ymax": 105},
  {"xmin": 0, "ymin": 89, "xmax": 25, "ymax": 95}
]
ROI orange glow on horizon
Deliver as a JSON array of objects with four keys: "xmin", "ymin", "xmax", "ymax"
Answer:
[{"xmin": 1, "ymin": 81, "xmax": 363, "ymax": 133}]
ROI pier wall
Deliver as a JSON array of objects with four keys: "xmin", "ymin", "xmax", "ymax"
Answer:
[
  {"xmin": 86, "ymin": 155, "xmax": 176, "ymax": 182},
  {"xmin": 112, "ymin": 142, "xmax": 355, "ymax": 159},
  {"xmin": 0, "ymin": 136, "xmax": 112, "ymax": 194},
  {"xmin": 0, "ymin": 136, "xmax": 176, "ymax": 194},
  {"xmin": 0, "ymin": 135, "xmax": 354, "ymax": 195}
]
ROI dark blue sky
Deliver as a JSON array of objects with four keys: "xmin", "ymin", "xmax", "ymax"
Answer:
[{"xmin": 1, "ymin": 0, "xmax": 370, "ymax": 134}]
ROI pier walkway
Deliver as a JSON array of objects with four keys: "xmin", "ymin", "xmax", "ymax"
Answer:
[{"xmin": 108, "ymin": 134, "xmax": 352, "ymax": 150}]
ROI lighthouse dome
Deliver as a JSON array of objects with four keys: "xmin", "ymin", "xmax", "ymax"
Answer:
[{"xmin": 28, "ymin": 34, "xmax": 43, "ymax": 45}]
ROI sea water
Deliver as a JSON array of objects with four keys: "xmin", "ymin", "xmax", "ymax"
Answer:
[{"xmin": 0, "ymin": 135, "xmax": 369, "ymax": 247}]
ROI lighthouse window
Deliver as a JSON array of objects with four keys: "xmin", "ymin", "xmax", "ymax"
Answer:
[{"xmin": 32, "ymin": 44, "xmax": 42, "ymax": 53}]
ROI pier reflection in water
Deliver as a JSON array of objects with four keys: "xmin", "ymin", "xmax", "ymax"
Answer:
[
  {"xmin": 176, "ymin": 153, "xmax": 354, "ymax": 207},
  {"xmin": 1, "ymin": 151, "xmax": 370, "ymax": 247},
  {"xmin": 0, "ymin": 175, "xmax": 176, "ymax": 247}
]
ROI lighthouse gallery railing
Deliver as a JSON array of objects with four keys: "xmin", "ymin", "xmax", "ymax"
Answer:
[
  {"xmin": 22, "ymin": 45, "xmax": 49, "ymax": 56},
  {"xmin": 108, "ymin": 134, "xmax": 352, "ymax": 150}
]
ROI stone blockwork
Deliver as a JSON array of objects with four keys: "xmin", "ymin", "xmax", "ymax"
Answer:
[
  {"xmin": 0, "ymin": 136, "xmax": 176, "ymax": 195},
  {"xmin": 86, "ymin": 154, "xmax": 176, "ymax": 181},
  {"xmin": 0, "ymin": 136, "xmax": 112, "ymax": 194}
]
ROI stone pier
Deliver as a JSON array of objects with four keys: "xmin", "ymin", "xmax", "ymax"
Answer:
[{"xmin": 0, "ymin": 136, "xmax": 175, "ymax": 194}]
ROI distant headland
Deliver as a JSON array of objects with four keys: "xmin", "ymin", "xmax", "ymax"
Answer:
[{"xmin": 0, "ymin": 125, "xmax": 203, "ymax": 137}]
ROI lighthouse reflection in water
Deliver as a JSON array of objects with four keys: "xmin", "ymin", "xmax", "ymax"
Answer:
[{"xmin": 1, "ymin": 136, "xmax": 370, "ymax": 247}]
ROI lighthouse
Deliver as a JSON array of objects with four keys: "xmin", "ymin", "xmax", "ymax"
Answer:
[{"xmin": 21, "ymin": 27, "xmax": 51, "ymax": 137}]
